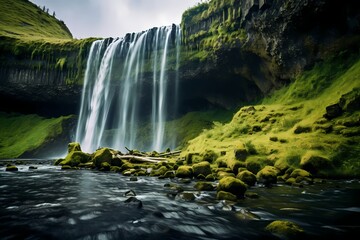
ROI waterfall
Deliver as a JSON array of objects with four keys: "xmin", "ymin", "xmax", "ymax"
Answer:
[{"xmin": 75, "ymin": 25, "xmax": 181, "ymax": 153}]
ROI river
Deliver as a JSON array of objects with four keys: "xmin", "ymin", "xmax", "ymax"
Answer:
[{"xmin": 0, "ymin": 160, "xmax": 359, "ymax": 240}]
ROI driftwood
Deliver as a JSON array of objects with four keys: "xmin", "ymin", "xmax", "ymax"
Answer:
[
  {"xmin": 158, "ymin": 150, "xmax": 181, "ymax": 157},
  {"xmin": 115, "ymin": 154, "xmax": 167, "ymax": 163}
]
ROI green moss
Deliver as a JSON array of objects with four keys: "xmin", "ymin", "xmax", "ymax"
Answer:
[
  {"xmin": 265, "ymin": 220, "xmax": 304, "ymax": 239},
  {"xmin": 175, "ymin": 165, "xmax": 193, "ymax": 178},
  {"xmin": 194, "ymin": 181, "xmax": 214, "ymax": 191},
  {"xmin": 192, "ymin": 161, "xmax": 212, "ymax": 178},
  {"xmin": 217, "ymin": 176, "xmax": 247, "ymax": 198},
  {"xmin": 0, "ymin": 112, "xmax": 74, "ymax": 159},
  {"xmin": 92, "ymin": 148, "xmax": 113, "ymax": 168},
  {"xmin": 5, "ymin": 165, "xmax": 18, "ymax": 171},
  {"xmin": 60, "ymin": 151, "xmax": 91, "ymax": 167},
  {"xmin": 68, "ymin": 142, "xmax": 81, "ymax": 153}
]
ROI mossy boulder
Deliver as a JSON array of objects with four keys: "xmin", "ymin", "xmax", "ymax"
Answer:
[
  {"xmin": 234, "ymin": 145, "xmax": 248, "ymax": 161},
  {"xmin": 6, "ymin": 165, "xmax": 18, "ymax": 171},
  {"xmin": 256, "ymin": 166, "xmax": 280, "ymax": 185},
  {"xmin": 175, "ymin": 165, "xmax": 193, "ymax": 178},
  {"xmin": 92, "ymin": 148, "xmax": 113, "ymax": 168},
  {"xmin": 216, "ymin": 191, "xmax": 237, "ymax": 201},
  {"xmin": 236, "ymin": 170, "xmax": 257, "ymax": 186},
  {"xmin": 339, "ymin": 87, "xmax": 360, "ymax": 112},
  {"xmin": 246, "ymin": 160, "xmax": 262, "ymax": 174},
  {"xmin": 202, "ymin": 150, "xmax": 218, "ymax": 163},
  {"xmin": 150, "ymin": 166, "xmax": 168, "ymax": 177},
  {"xmin": 300, "ymin": 152, "xmax": 332, "ymax": 174},
  {"xmin": 290, "ymin": 169, "xmax": 312, "ymax": 178},
  {"xmin": 111, "ymin": 158, "xmax": 123, "ymax": 167},
  {"xmin": 194, "ymin": 181, "xmax": 215, "ymax": 191},
  {"xmin": 217, "ymin": 176, "xmax": 247, "ymax": 198},
  {"xmin": 226, "ymin": 159, "xmax": 244, "ymax": 174},
  {"xmin": 192, "ymin": 161, "xmax": 212, "ymax": 178},
  {"xmin": 265, "ymin": 220, "xmax": 304, "ymax": 239},
  {"xmin": 68, "ymin": 142, "xmax": 82, "ymax": 153},
  {"xmin": 60, "ymin": 151, "xmax": 91, "ymax": 167},
  {"xmin": 217, "ymin": 171, "xmax": 235, "ymax": 179},
  {"xmin": 61, "ymin": 165, "xmax": 72, "ymax": 170},
  {"xmin": 100, "ymin": 162, "xmax": 111, "ymax": 171}
]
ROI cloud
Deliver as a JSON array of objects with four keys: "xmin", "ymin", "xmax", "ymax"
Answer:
[{"xmin": 30, "ymin": 0, "xmax": 200, "ymax": 39}]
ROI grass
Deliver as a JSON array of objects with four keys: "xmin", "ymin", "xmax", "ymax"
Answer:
[
  {"xmin": 182, "ymin": 53, "xmax": 360, "ymax": 178},
  {"xmin": 0, "ymin": 112, "xmax": 73, "ymax": 159},
  {"xmin": 0, "ymin": 0, "xmax": 72, "ymax": 42}
]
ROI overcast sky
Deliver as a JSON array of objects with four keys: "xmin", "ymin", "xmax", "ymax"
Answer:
[{"xmin": 30, "ymin": 0, "xmax": 201, "ymax": 39}]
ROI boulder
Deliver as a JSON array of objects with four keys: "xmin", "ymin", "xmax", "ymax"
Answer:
[
  {"xmin": 236, "ymin": 170, "xmax": 257, "ymax": 186},
  {"xmin": 217, "ymin": 176, "xmax": 247, "ymax": 198},
  {"xmin": 175, "ymin": 165, "xmax": 193, "ymax": 178},
  {"xmin": 68, "ymin": 142, "xmax": 82, "ymax": 153},
  {"xmin": 60, "ymin": 151, "xmax": 91, "ymax": 167},
  {"xmin": 216, "ymin": 191, "xmax": 237, "ymax": 201},
  {"xmin": 265, "ymin": 220, "xmax": 304, "ymax": 239},
  {"xmin": 92, "ymin": 148, "xmax": 113, "ymax": 168},
  {"xmin": 234, "ymin": 146, "xmax": 248, "ymax": 161},
  {"xmin": 6, "ymin": 165, "xmax": 18, "ymax": 171},
  {"xmin": 192, "ymin": 161, "xmax": 212, "ymax": 177},
  {"xmin": 256, "ymin": 166, "xmax": 280, "ymax": 185},
  {"xmin": 194, "ymin": 181, "xmax": 215, "ymax": 191},
  {"xmin": 324, "ymin": 103, "xmax": 343, "ymax": 119},
  {"xmin": 300, "ymin": 152, "xmax": 332, "ymax": 174}
]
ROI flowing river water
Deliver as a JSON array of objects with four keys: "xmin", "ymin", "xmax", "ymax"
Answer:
[{"xmin": 0, "ymin": 160, "xmax": 359, "ymax": 240}]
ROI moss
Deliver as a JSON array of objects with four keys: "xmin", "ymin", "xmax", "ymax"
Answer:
[
  {"xmin": 150, "ymin": 166, "xmax": 168, "ymax": 177},
  {"xmin": 236, "ymin": 170, "xmax": 257, "ymax": 186},
  {"xmin": 100, "ymin": 162, "xmax": 111, "ymax": 171},
  {"xmin": 68, "ymin": 142, "xmax": 81, "ymax": 153},
  {"xmin": 217, "ymin": 176, "xmax": 247, "ymax": 198},
  {"xmin": 256, "ymin": 166, "xmax": 280, "ymax": 185},
  {"xmin": 175, "ymin": 165, "xmax": 193, "ymax": 178},
  {"xmin": 194, "ymin": 181, "xmax": 215, "ymax": 191},
  {"xmin": 192, "ymin": 161, "xmax": 212, "ymax": 178},
  {"xmin": 265, "ymin": 220, "xmax": 305, "ymax": 239},
  {"xmin": 61, "ymin": 165, "xmax": 72, "ymax": 170},
  {"xmin": 216, "ymin": 190, "xmax": 237, "ymax": 201},
  {"xmin": 92, "ymin": 148, "xmax": 113, "ymax": 168},
  {"xmin": 60, "ymin": 151, "xmax": 91, "ymax": 167},
  {"xmin": 300, "ymin": 151, "xmax": 333, "ymax": 175},
  {"xmin": 0, "ymin": 112, "xmax": 74, "ymax": 159}
]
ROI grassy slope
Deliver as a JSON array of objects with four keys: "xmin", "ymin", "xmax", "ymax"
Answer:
[
  {"xmin": 0, "ymin": 0, "xmax": 76, "ymax": 159},
  {"xmin": 182, "ymin": 54, "xmax": 360, "ymax": 178},
  {"xmin": 0, "ymin": 0, "xmax": 72, "ymax": 41},
  {"xmin": 0, "ymin": 113, "xmax": 73, "ymax": 158}
]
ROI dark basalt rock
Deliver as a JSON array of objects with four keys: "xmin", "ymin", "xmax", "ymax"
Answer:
[{"xmin": 124, "ymin": 197, "xmax": 143, "ymax": 209}]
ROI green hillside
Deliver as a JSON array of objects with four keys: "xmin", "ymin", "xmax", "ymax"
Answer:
[
  {"xmin": 182, "ymin": 53, "xmax": 360, "ymax": 178},
  {"xmin": 0, "ymin": 0, "xmax": 72, "ymax": 41}
]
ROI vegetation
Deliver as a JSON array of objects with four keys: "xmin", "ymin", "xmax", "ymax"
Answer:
[
  {"xmin": 0, "ymin": 0, "xmax": 72, "ymax": 41},
  {"xmin": 181, "ymin": 0, "xmax": 245, "ymax": 62},
  {"xmin": 182, "ymin": 53, "xmax": 360, "ymax": 178},
  {"xmin": 0, "ymin": 112, "xmax": 73, "ymax": 159}
]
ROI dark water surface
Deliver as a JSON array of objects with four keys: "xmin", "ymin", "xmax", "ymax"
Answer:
[{"xmin": 0, "ymin": 160, "xmax": 359, "ymax": 240}]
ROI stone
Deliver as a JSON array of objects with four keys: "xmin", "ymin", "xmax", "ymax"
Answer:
[
  {"xmin": 175, "ymin": 165, "xmax": 193, "ymax": 178},
  {"xmin": 217, "ymin": 176, "xmax": 247, "ymax": 198},
  {"xmin": 194, "ymin": 181, "xmax": 215, "ymax": 191},
  {"xmin": 60, "ymin": 151, "xmax": 91, "ymax": 167},
  {"xmin": 324, "ymin": 103, "xmax": 343, "ymax": 119},
  {"xmin": 265, "ymin": 220, "xmax": 304, "ymax": 239},
  {"xmin": 92, "ymin": 148, "xmax": 112, "ymax": 168},
  {"xmin": 256, "ymin": 166, "xmax": 280, "ymax": 186},
  {"xmin": 6, "ymin": 165, "xmax": 18, "ymax": 171},
  {"xmin": 124, "ymin": 197, "xmax": 142, "ymax": 209},
  {"xmin": 300, "ymin": 152, "xmax": 332, "ymax": 174},
  {"xmin": 192, "ymin": 161, "xmax": 212, "ymax": 177},
  {"xmin": 68, "ymin": 142, "xmax": 82, "ymax": 153},
  {"xmin": 176, "ymin": 192, "xmax": 196, "ymax": 201},
  {"xmin": 234, "ymin": 146, "xmax": 248, "ymax": 161},
  {"xmin": 236, "ymin": 170, "xmax": 257, "ymax": 186},
  {"xmin": 216, "ymin": 191, "xmax": 237, "ymax": 201}
]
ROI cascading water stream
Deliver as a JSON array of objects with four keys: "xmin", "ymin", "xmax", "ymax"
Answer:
[{"xmin": 75, "ymin": 25, "xmax": 181, "ymax": 153}]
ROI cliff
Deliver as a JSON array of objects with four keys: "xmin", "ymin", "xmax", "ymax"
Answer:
[{"xmin": 180, "ymin": 0, "xmax": 360, "ymax": 101}]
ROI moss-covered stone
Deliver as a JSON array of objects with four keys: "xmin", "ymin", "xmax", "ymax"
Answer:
[
  {"xmin": 217, "ymin": 171, "xmax": 235, "ymax": 179},
  {"xmin": 256, "ymin": 166, "xmax": 280, "ymax": 185},
  {"xmin": 216, "ymin": 191, "xmax": 237, "ymax": 201},
  {"xmin": 265, "ymin": 220, "xmax": 305, "ymax": 239},
  {"xmin": 217, "ymin": 176, "xmax": 247, "ymax": 198},
  {"xmin": 54, "ymin": 158, "xmax": 64, "ymax": 165},
  {"xmin": 202, "ymin": 150, "xmax": 218, "ymax": 163},
  {"xmin": 290, "ymin": 169, "xmax": 312, "ymax": 178},
  {"xmin": 6, "ymin": 165, "xmax": 18, "ymax": 171},
  {"xmin": 192, "ymin": 161, "xmax": 212, "ymax": 177},
  {"xmin": 150, "ymin": 166, "xmax": 168, "ymax": 177},
  {"xmin": 100, "ymin": 162, "xmax": 111, "ymax": 171},
  {"xmin": 300, "ymin": 152, "xmax": 332, "ymax": 174},
  {"xmin": 234, "ymin": 145, "xmax": 248, "ymax": 161},
  {"xmin": 92, "ymin": 148, "xmax": 112, "ymax": 168},
  {"xmin": 176, "ymin": 165, "xmax": 193, "ymax": 178},
  {"xmin": 61, "ymin": 165, "xmax": 72, "ymax": 170},
  {"xmin": 226, "ymin": 159, "xmax": 244, "ymax": 174},
  {"xmin": 194, "ymin": 181, "xmax": 214, "ymax": 191},
  {"xmin": 205, "ymin": 174, "xmax": 215, "ymax": 181},
  {"xmin": 110, "ymin": 166, "xmax": 121, "ymax": 172},
  {"xmin": 236, "ymin": 170, "xmax": 257, "ymax": 186},
  {"xmin": 60, "ymin": 151, "xmax": 91, "ymax": 167},
  {"xmin": 68, "ymin": 142, "xmax": 81, "ymax": 153}
]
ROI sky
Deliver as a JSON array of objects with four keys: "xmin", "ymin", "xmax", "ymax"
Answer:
[{"xmin": 30, "ymin": 0, "xmax": 201, "ymax": 39}]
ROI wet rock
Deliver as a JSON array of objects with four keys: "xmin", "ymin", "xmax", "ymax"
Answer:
[
  {"xmin": 60, "ymin": 151, "xmax": 91, "ymax": 167},
  {"xmin": 61, "ymin": 165, "xmax": 72, "ymax": 170},
  {"xmin": 151, "ymin": 166, "xmax": 168, "ymax": 177},
  {"xmin": 28, "ymin": 166, "xmax": 37, "ymax": 170},
  {"xmin": 129, "ymin": 176, "xmax": 138, "ymax": 181},
  {"xmin": 216, "ymin": 191, "xmax": 237, "ymax": 202},
  {"xmin": 92, "ymin": 148, "xmax": 112, "ymax": 168},
  {"xmin": 194, "ymin": 181, "xmax": 215, "ymax": 191},
  {"xmin": 176, "ymin": 192, "xmax": 196, "ymax": 201},
  {"xmin": 205, "ymin": 174, "xmax": 215, "ymax": 181},
  {"xmin": 6, "ymin": 165, "xmax": 18, "ymax": 171},
  {"xmin": 218, "ymin": 176, "xmax": 247, "ymax": 198},
  {"xmin": 245, "ymin": 192, "xmax": 259, "ymax": 199},
  {"xmin": 256, "ymin": 166, "xmax": 280, "ymax": 186},
  {"xmin": 265, "ymin": 220, "xmax": 305, "ymax": 239},
  {"xmin": 124, "ymin": 197, "xmax": 142, "ymax": 209},
  {"xmin": 124, "ymin": 189, "xmax": 136, "ymax": 197},
  {"xmin": 100, "ymin": 162, "xmax": 111, "ymax": 171},
  {"xmin": 236, "ymin": 208, "xmax": 260, "ymax": 220},
  {"xmin": 163, "ymin": 171, "xmax": 175, "ymax": 178},
  {"xmin": 236, "ymin": 170, "xmax": 257, "ymax": 186}
]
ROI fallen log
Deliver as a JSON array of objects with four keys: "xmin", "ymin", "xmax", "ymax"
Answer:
[{"xmin": 115, "ymin": 155, "xmax": 167, "ymax": 163}]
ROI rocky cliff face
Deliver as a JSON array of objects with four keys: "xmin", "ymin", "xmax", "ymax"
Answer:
[
  {"xmin": 180, "ymin": 0, "xmax": 360, "ymax": 102},
  {"xmin": 0, "ymin": 37, "xmax": 95, "ymax": 116}
]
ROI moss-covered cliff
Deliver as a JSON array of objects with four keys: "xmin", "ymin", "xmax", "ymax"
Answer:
[{"xmin": 0, "ymin": 0, "xmax": 97, "ymax": 116}]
